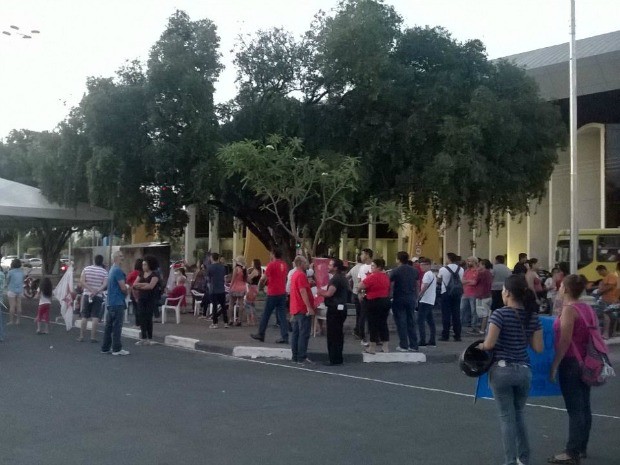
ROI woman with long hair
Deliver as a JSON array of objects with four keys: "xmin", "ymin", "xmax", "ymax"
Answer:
[
  {"xmin": 126, "ymin": 258, "xmax": 143, "ymax": 327},
  {"xmin": 245, "ymin": 259, "xmax": 262, "ymax": 326},
  {"xmin": 478, "ymin": 274, "xmax": 544, "ymax": 465},
  {"xmin": 358, "ymin": 258, "xmax": 391, "ymax": 354},
  {"xmin": 132, "ymin": 255, "xmax": 160, "ymax": 345},
  {"xmin": 228, "ymin": 256, "xmax": 247, "ymax": 326},
  {"xmin": 547, "ymin": 275, "xmax": 599, "ymax": 465}
]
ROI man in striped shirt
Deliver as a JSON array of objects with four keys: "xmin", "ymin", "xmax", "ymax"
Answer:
[{"xmin": 78, "ymin": 255, "xmax": 109, "ymax": 342}]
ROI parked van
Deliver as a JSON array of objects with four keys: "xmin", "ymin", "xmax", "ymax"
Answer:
[{"xmin": 555, "ymin": 228, "xmax": 620, "ymax": 282}]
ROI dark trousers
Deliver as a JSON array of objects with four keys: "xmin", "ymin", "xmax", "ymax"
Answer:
[
  {"xmin": 200, "ymin": 292, "xmax": 212, "ymax": 316},
  {"xmin": 491, "ymin": 290, "xmax": 504, "ymax": 311},
  {"xmin": 367, "ymin": 298, "xmax": 390, "ymax": 343},
  {"xmin": 392, "ymin": 298, "xmax": 418, "ymax": 350},
  {"xmin": 211, "ymin": 292, "xmax": 228, "ymax": 324},
  {"xmin": 326, "ymin": 306, "xmax": 347, "ymax": 364},
  {"xmin": 417, "ymin": 302, "xmax": 436, "ymax": 345},
  {"xmin": 353, "ymin": 294, "xmax": 362, "ymax": 338},
  {"xmin": 559, "ymin": 357, "xmax": 592, "ymax": 458},
  {"xmin": 102, "ymin": 305, "xmax": 125, "ymax": 353},
  {"xmin": 356, "ymin": 296, "xmax": 368, "ymax": 341},
  {"xmin": 137, "ymin": 300, "xmax": 154, "ymax": 339},
  {"xmin": 441, "ymin": 293, "xmax": 462, "ymax": 340}
]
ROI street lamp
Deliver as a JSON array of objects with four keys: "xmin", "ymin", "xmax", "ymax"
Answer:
[{"xmin": 2, "ymin": 25, "xmax": 40, "ymax": 39}]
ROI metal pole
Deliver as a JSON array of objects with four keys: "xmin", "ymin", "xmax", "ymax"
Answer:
[{"xmin": 569, "ymin": 0, "xmax": 578, "ymax": 274}]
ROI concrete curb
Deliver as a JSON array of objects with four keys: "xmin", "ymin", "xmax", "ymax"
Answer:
[
  {"xmin": 164, "ymin": 335, "xmax": 199, "ymax": 350},
  {"xmin": 362, "ymin": 352, "xmax": 426, "ymax": 363},
  {"xmin": 232, "ymin": 346, "xmax": 291, "ymax": 359}
]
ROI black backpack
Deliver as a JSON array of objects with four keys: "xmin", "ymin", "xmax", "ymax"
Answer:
[{"xmin": 444, "ymin": 265, "xmax": 463, "ymax": 298}]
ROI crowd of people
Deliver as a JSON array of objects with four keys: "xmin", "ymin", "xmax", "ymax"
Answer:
[{"xmin": 1, "ymin": 246, "xmax": 618, "ymax": 464}]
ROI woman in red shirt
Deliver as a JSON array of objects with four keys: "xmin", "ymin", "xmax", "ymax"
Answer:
[
  {"xmin": 126, "ymin": 258, "xmax": 143, "ymax": 327},
  {"xmin": 358, "ymin": 258, "xmax": 391, "ymax": 354}
]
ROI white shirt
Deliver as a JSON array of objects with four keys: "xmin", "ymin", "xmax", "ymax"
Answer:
[
  {"xmin": 285, "ymin": 268, "xmax": 296, "ymax": 294},
  {"xmin": 82, "ymin": 265, "xmax": 108, "ymax": 297},
  {"xmin": 438, "ymin": 263, "xmax": 464, "ymax": 294},
  {"xmin": 357, "ymin": 264, "xmax": 372, "ymax": 283},
  {"xmin": 419, "ymin": 270, "xmax": 437, "ymax": 305},
  {"xmin": 347, "ymin": 263, "xmax": 362, "ymax": 294}
]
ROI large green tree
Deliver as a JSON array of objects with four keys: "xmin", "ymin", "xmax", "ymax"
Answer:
[{"xmin": 212, "ymin": 0, "xmax": 566, "ymax": 249}]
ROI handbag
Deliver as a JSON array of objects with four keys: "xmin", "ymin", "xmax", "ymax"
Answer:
[{"xmin": 569, "ymin": 303, "xmax": 615, "ymax": 387}]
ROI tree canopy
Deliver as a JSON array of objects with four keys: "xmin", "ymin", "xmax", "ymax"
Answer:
[{"xmin": 0, "ymin": 1, "xmax": 566, "ymax": 259}]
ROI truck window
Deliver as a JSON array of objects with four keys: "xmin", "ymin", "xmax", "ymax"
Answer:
[
  {"xmin": 597, "ymin": 234, "xmax": 620, "ymax": 262},
  {"xmin": 556, "ymin": 240, "xmax": 594, "ymax": 269}
]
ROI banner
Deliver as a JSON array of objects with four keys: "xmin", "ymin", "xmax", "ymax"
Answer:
[
  {"xmin": 312, "ymin": 258, "xmax": 330, "ymax": 306},
  {"xmin": 53, "ymin": 265, "xmax": 75, "ymax": 331},
  {"xmin": 475, "ymin": 316, "xmax": 561, "ymax": 400}
]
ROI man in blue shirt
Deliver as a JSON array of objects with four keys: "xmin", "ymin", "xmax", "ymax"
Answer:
[
  {"xmin": 390, "ymin": 251, "xmax": 419, "ymax": 351},
  {"xmin": 101, "ymin": 250, "xmax": 129, "ymax": 355}
]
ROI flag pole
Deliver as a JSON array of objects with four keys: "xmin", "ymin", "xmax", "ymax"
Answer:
[{"xmin": 569, "ymin": 0, "xmax": 578, "ymax": 274}]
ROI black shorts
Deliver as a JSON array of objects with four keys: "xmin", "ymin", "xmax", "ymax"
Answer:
[{"xmin": 81, "ymin": 295, "xmax": 104, "ymax": 319}]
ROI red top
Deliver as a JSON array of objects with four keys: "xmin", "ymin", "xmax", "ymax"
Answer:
[
  {"xmin": 265, "ymin": 259, "xmax": 288, "ymax": 296},
  {"xmin": 229, "ymin": 265, "xmax": 246, "ymax": 294},
  {"xmin": 553, "ymin": 302, "xmax": 594, "ymax": 360},
  {"xmin": 473, "ymin": 268, "xmax": 493, "ymax": 299},
  {"xmin": 126, "ymin": 270, "xmax": 140, "ymax": 286},
  {"xmin": 168, "ymin": 284, "xmax": 187, "ymax": 307},
  {"xmin": 463, "ymin": 268, "xmax": 478, "ymax": 297},
  {"xmin": 413, "ymin": 263, "xmax": 424, "ymax": 286},
  {"xmin": 289, "ymin": 270, "xmax": 313, "ymax": 314},
  {"xmin": 364, "ymin": 272, "xmax": 390, "ymax": 300}
]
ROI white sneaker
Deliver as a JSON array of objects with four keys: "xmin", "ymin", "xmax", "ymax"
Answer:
[
  {"xmin": 395, "ymin": 346, "xmax": 408, "ymax": 352},
  {"xmin": 209, "ymin": 324, "xmax": 219, "ymax": 329},
  {"xmin": 112, "ymin": 349, "xmax": 130, "ymax": 356},
  {"xmin": 135, "ymin": 340, "xmax": 144, "ymax": 346},
  {"xmin": 360, "ymin": 341, "xmax": 369, "ymax": 347}
]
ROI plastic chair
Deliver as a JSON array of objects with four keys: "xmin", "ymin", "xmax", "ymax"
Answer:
[
  {"xmin": 161, "ymin": 296, "xmax": 183, "ymax": 324},
  {"xmin": 191, "ymin": 290, "xmax": 205, "ymax": 316},
  {"xmin": 312, "ymin": 305, "xmax": 327, "ymax": 337}
]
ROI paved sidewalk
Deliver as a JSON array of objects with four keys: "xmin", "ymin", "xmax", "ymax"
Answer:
[{"xmin": 10, "ymin": 297, "xmax": 485, "ymax": 363}]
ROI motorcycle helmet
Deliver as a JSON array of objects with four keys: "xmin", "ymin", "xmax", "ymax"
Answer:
[{"xmin": 459, "ymin": 339, "xmax": 493, "ymax": 377}]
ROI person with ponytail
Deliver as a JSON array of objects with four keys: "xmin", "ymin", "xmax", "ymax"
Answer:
[
  {"xmin": 547, "ymin": 275, "xmax": 598, "ymax": 465},
  {"xmin": 478, "ymin": 274, "xmax": 544, "ymax": 465}
]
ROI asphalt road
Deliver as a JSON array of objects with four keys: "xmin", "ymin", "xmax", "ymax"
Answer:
[{"xmin": 1, "ymin": 322, "xmax": 619, "ymax": 465}]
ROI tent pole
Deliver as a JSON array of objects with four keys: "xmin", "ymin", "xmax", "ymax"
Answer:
[{"xmin": 109, "ymin": 220, "xmax": 114, "ymax": 267}]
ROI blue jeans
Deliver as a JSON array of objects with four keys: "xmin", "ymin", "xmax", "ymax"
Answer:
[
  {"xmin": 559, "ymin": 357, "xmax": 591, "ymax": 458},
  {"xmin": 489, "ymin": 363, "xmax": 532, "ymax": 465},
  {"xmin": 291, "ymin": 314, "xmax": 311, "ymax": 362},
  {"xmin": 102, "ymin": 305, "xmax": 125, "ymax": 353},
  {"xmin": 417, "ymin": 302, "xmax": 436, "ymax": 345},
  {"xmin": 460, "ymin": 296, "xmax": 478, "ymax": 327},
  {"xmin": 258, "ymin": 294, "xmax": 288, "ymax": 341},
  {"xmin": 392, "ymin": 298, "xmax": 418, "ymax": 349}
]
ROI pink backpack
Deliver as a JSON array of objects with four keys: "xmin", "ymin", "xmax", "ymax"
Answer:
[{"xmin": 570, "ymin": 303, "xmax": 615, "ymax": 386}]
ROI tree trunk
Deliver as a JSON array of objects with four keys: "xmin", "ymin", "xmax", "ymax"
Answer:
[{"xmin": 32, "ymin": 223, "xmax": 74, "ymax": 275}]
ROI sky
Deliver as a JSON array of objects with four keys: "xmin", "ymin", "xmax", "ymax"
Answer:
[{"xmin": 0, "ymin": 0, "xmax": 618, "ymax": 139}]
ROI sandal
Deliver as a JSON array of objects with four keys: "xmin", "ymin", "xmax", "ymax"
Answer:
[{"xmin": 547, "ymin": 453, "xmax": 579, "ymax": 464}]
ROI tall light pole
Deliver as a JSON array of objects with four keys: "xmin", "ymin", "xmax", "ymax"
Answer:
[{"xmin": 569, "ymin": 0, "xmax": 578, "ymax": 274}]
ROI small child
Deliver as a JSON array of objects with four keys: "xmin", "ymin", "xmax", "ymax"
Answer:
[
  {"xmin": 35, "ymin": 277, "xmax": 53, "ymax": 334},
  {"xmin": 168, "ymin": 275, "xmax": 187, "ymax": 312}
]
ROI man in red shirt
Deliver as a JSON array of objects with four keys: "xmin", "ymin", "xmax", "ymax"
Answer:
[
  {"xmin": 251, "ymin": 249, "xmax": 290, "ymax": 343},
  {"xmin": 289, "ymin": 255, "xmax": 315, "ymax": 364}
]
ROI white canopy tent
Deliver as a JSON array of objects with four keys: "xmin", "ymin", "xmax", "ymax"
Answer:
[
  {"xmin": 0, "ymin": 177, "xmax": 113, "ymax": 229},
  {"xmin": 0, "ymin": 177, "xmax": 114, "ymax": 272}
]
